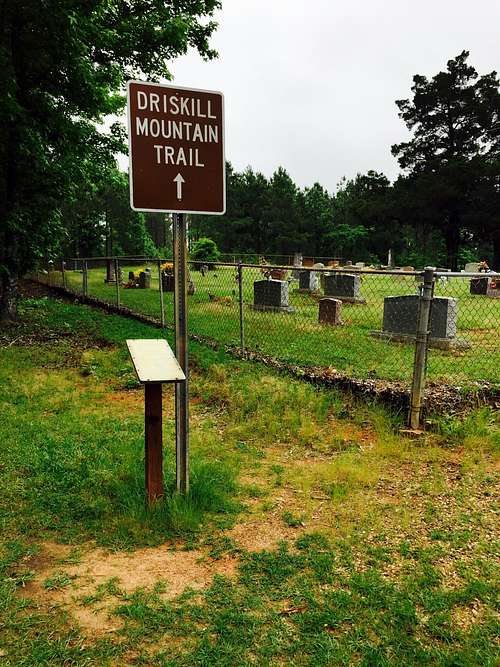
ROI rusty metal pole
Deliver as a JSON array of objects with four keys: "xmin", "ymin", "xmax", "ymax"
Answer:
[
  {"xmin": 114, "ymin": 258, "xmax": 121, "ymax": 307},
  {"xmin": 173, "ymin": 213, "xmax": 189, "ymax": 494},
  {"xmin": 158, "ymin": 259, "xmax": 166, "ymax": 328},
  {"xmin": 144, "ymin": 383, "xmax": 164, "ymax": 503},
  {"xmin": 409, "ymin": 266, "xmax": 435, "ymax": 429},
  {"xmin": 238, "ymin": 262, "xmax": 245, "ymax": 351}
]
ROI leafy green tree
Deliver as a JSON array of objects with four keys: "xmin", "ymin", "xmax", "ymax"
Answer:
[
  {"xmin": 264, "ymin": 167, "xmax": 304, "ymax": 256},
  {"xmin": 190, "ymin": 237, "xmax": 220, "ymax": 264},
  {"xmin": 0, "ymin": 0, "xmax": 220, "ymax": 320},
  {"xmin": 190, "ymin": 163, "xmax": 268, "ymax": 255},
  {"xmin": 392, "ymin": 51, "xmax": 500, "ymax": 269},
  {"xmin": 331, "ymin": 172, "xmax": 393, "ymax": 262},
  {"xmin": 61, "ymin": 167, "xmax": 156, "ymax": 261},
  {"xmin": 301, "ymin": 183, "xmax": 334, "ymax": 255}
]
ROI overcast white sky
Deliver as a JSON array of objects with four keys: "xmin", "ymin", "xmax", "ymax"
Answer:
[{"xmin": 122, "ymin": 0, "xmax": 500, "ymax": 193}]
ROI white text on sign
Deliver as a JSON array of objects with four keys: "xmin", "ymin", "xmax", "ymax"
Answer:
[{"xmin": 134, "ymin": 91, "xmax": 219, "ymax": 168}]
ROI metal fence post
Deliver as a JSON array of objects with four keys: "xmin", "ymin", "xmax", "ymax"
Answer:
[
  {"xmin": 83, "ymin": 260, "xmax": 88, "ymax": 297},
  {"xmin": 158, "ymin": 259, "xmax": 166, "ymax": 327},
  {"xmin": 61, "ymin": 260, "xmax": 66, "ymax": 289},
  {"xmin": 238, "ymin": 262, "xmax": 245, "ymax": 351},
  {"xmin": 409, "ymin": 266, "xmax": 435, "ymax": 429},
  {"xmin": 114, "ymin": 258, "xmax": 121, "ymax": 307}
]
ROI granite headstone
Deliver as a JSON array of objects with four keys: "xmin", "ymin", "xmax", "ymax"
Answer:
[
  {"xmin": 382, "ymin": 295, "xmax": 457, "ymax": 339},
  {"xmin": 465, "ymin": 262, "xmax": 480, "ymax": 273},
  {"xmin": 162, "ymin": 274, "xmax": 175, "ymax": 292},
  {"xmin": 298, "ymin": 270, "xmax": 319, "ymax": 292},
  {"xmin": 319, "ymin": 298, "xmax": 342, "ymax": 325},
  {"xmin": 470, "ymin": 277, "xmax": 489, "ymax": 295},
  {"xmin": 139, "ymin": 271, "xmax": 151, "ymax": 289},
  {"xmin": 253, "ymin": 279, "xmax": 293, "ymax": 312},
  {"xmin": 323, "ymin": 273, "xmax": 365, "ymax": 303}
]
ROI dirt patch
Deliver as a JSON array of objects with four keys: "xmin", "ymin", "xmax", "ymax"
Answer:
[
  {"xmin": 228, "ymin": 519, "xmax": 298, "ymax": 551},
  {"xmin": 78, "ymin": 388, "xmax": 172, "ymax": 418},
  {"xmin": 20, "ymin": 541, "xmax": 238, "ymax": 636}
]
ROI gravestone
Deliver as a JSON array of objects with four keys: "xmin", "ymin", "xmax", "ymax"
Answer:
[
  {"xmin": 486, "ymin": 277, "xmax": 500, "ymax": 298},
  {"xmin": 292, "ymin": 253, "xmax": 303, "ymax": 279},
  {"xmin": 162, "ymin": 274, "xmax": 175, "ymax": 292},
  {"xmin": 383, "ymin": 295, "xmax": 457, "ymax": 338},
  {"xmin": 470, "ymin": 277, "xmax": 489, "ymax": 295},
  {"xmin": 371, "ymin": 295, "xmax": 468, "ymax": 350},
  {"xmin": 465, "ymin": 262, "xmax": 480, "ymax": 273},
  {"xmin": 252, "ymin": 279, "xmax": 294, "ymax": 312},
  {"xmin": 323, "ymin": 273, "xmax": 365, "ymax": 303},
  {"xmin": 139, "ymin": 271, "xmax": 151, "ymax": 289},
  {"xmin": 128, "ymin": 271, "xmax": 136, "ymax": 281},
  {"xmin": 319, "ymin": 298, "xmax": 342, "ymax": 325},
  {"xmin": 298, "ymin": 270, "xmax": 319, "ymax": 292},
  {"xmin": 104, "ymin": 264, "xmax": 123, "ymax": 284}
]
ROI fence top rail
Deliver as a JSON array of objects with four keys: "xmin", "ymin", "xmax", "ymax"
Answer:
[
  {"xmin": 61, "ymin": 257, "xmax": 426, "ymax": 276},
  {"xmin": 435, "ymin": 270, "xmax": 500, "ymax": 278},
  {"xmin": 64, "ymin": 255, "xmax": 161, "ymax": 262},
  {"xmin": 58, "ymin": 257, "xmax": 500, "ymax": 278},
  {"xmin": 232, "ymin": 264, "xmax": 425, "ymax": 276}
]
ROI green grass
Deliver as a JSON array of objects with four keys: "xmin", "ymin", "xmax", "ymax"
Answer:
[
  {"xmin": 0, "ymin": 295, "xmax": 498, "ymax": 665},
  {"xmin": 0, "ymin": 299, "xmax": 240, "ymax": 549},
  {"xmin": 53, "ymin": 263, "xmax": 500, "ymax": 384}
]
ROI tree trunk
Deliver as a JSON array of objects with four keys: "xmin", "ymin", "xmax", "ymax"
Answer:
[
  {"xmin": 0, "ymin": 271, "xmax": 19, "ymax": 323},
  {"xmin": 444, "ymin": 212, "xmax": 460, "ymax": 270}
]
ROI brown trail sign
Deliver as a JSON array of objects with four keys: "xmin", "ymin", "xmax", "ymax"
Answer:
[
  {"xmin": 127, "ymin": 80, "xmax": 225, "ymax": 214},
  {"xmin": 127, "ymin": 80, "xmax": 226, "ymax": 500}
]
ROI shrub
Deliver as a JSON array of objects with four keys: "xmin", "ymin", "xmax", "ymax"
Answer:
[{"xmin": 190, "ymin": 237, "xmax": 220, "ymax": 265}]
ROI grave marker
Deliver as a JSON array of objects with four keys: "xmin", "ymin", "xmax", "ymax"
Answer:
[
  {"xmin": 139, "ymin": 270, "xmax": 151, "ymax": 289},
  {"xmin": 298, "ymin": 270, "xmax": 319, "ymax": 292},
  {"xmin": 252, "ymin": 279, "xmax": 294, "ymax": 312},
  {"xmin": 324, "ymin": 273, "xmax": 365, "ymax": 303},
  {"xmin": 319, "ymin": 298, "xmax": 342, "ymax": 325},
  {"xmin": 371, "ymin": 295, "xmax": 469, "ymax": 350}
]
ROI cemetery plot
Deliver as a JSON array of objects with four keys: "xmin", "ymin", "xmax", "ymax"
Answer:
[{"xmin": 59, "ymin": 262, "xmax": 500, "ymax": 385}]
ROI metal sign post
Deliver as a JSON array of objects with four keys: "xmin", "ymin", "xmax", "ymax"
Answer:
[
  {"xmin": 173, "ymin": 213, "xmax": 189, "ymax": 493},
  {"xmin": 127, "ymin": 80, "xmax": 225, "ymax": 498}
]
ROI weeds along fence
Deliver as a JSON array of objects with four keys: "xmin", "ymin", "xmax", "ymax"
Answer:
[{"xmin": 33, "ymin": 257, "xmax": 500, "ymax": 423}]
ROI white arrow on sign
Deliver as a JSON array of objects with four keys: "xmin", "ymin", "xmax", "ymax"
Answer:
[{"xmin": 173, "ymin": 173, "xmax": 185, "ymax": 201}]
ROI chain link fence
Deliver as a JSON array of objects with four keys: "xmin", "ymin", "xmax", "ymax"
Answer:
[{"xmin": 32, "ymin": 257, "xmax": 500, "ymax": 421}]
